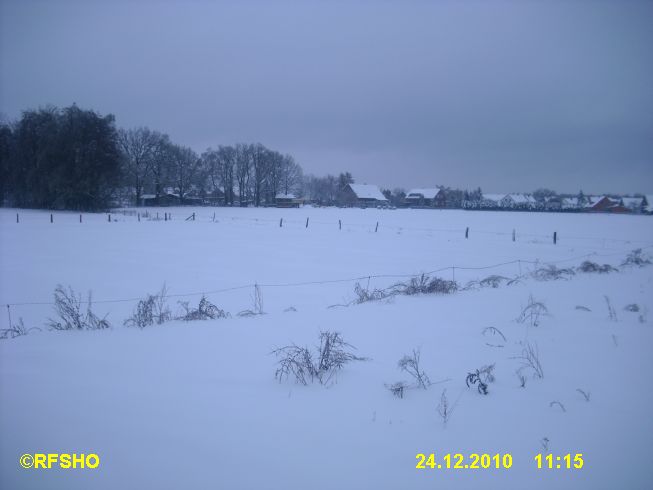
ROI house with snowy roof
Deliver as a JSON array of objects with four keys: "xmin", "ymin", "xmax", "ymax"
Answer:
[
  {"xmin": 480, "ymin": 194, "xmax": 505, "ymax": 208},
  {"xmin": 621, "ymin": 196, "xmax": 647, "ymax": 214},
  {"xmin": 500, "ymin": 194, "xmax": 536, "ymax": 210},
  {"xmin": 587, "ymin": 196, "xmax": 618, "ymax": 212},
  {"xmin": 404, "ymin": 188, "xmax": 446, "ymax": 208},
  {"xmin": 275, "ymin": 193, "xmax": 302, "ymax": 208},
  {"xmin": 343, "ymin": 184, "xmax": 388, "ymax": 207}
]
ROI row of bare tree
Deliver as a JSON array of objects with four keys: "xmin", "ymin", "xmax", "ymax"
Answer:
[
  {"xmin": 0, "ymin": 104, "xmax": 356, "ymax": 210},
  {"xmin": 118, "ymin": 127, "xmax": 304, "ymax": 206}
]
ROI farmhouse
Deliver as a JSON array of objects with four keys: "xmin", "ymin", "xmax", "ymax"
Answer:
[
  {"xmin": 140, "ymin": 192, "xmax": 180, "ymax": 207},
  {"xmin": 480, "ymin": 194, "xmax": 505, "ymax": 208},
  {"xmin": 500, "ymin": 194, "xmax": 536, "ymax": 210},
  {"xmin": 342, "ymin": 184, "xmax": 388, "ymax": 207},
  {"xmin": 561, "ymin": 197, "xmax": 580, "ymax": 210},
  {"xmin": 621, "ymin": 197, "xmax": 647, "ymax": 214},
  {"xmin": 587, "ymin": 196, "xmax": 618, "ymax": 212},
  {"xmin": 275, "ymin": 193, "xmax": 302, "ymax": 208},
  {"xmin": 404, "ymin": 188, "xmax": 446, "ymax": 208}
]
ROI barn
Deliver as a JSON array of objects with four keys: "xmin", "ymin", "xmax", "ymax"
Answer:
[
  {"xmin": 275, "ymin": 193, "xmax": 302, "ymax": 208},
  {"xmin": 342, "ymin": 184, "xmax": 389, "ymax": 208},
  {"xmin": 140, "ymin": 192, "xmax": 181, "ymax": 207},
  {"xmin": 404, "ymin": 188, "xmax": 446, "ymax": 208}
]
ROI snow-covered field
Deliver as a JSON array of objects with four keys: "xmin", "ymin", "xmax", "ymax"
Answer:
[{"xmin": 1, "ymin": 206, "xmax": 652, "ymax": 489}]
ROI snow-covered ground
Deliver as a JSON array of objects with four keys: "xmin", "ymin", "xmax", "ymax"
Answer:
[{"xmin": 1, "ymin": 206, "xmax": 652, "ymax": 489}]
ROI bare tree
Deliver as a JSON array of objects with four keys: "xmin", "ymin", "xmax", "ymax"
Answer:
[
  {"xmin": 279, "ymin": 154, "xmax": 302, "ymax": 196},
  {"xmin": 149, "ymin": 136, "xmax": 173, "ymax": 203},
  {"xmin": 217, "ymin": 145, "xmax": 236, "ymax": 205},
  {"xmin": 168, "ymin": 144, "xmax": 200, "ymax": 201},
  {"xmin": 235, "ymin": 143, "xmax": 252, "ymax": 206},
  {"xmin": 118, "ymin": 127, "xmax": 165, "ymax": 205},
  {"xmin": 250, "ymin": 142, "xmax": 271, "ymax": 206}
]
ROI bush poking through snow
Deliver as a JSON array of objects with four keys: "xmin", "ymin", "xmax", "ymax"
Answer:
[
  {"xmin": 271, "ymin": 345, "xmax": 315, "ymax": 385},
  {"xmin": 465, "ymin": 364, "xmax": 495, "ymax": 395},
  {"xmin": 604, "ymin": 296, "xmax": 618, "ymax": 322},
  {"xmin": 272, "ymin": 331, "xmax": 368, "ymax": 386},
  {"xmin": 531, "ymin": 264, "xmax": 575, "ymax": 281},
  {"xmin": 482, "ymin": 326, "xmax": 507, "ymax": 347},
  {"xmin": 48, "ymin": 285, "xmax": 110, "ymax": 331},
  {"xmin": 385, "ymin": 381, "xmax": 408, "ymax": 399},
  {"xmin": 398, "ymin": 348, "xmax": 431, "ymax": 389},
  {"xmin": 577, "ymin": 261, "xmax": 617, "ymax": 274},
  {"xmin": 623, "ymin": 303, "xmax": 640, "ymax": 313},
  {"xmin": 124, "ymin": 284, "xmax": 172, "ymax": 328},
  {"xmin": 238, "ymin": 284, "xmax": 265, "ymax": 316},
  {"xmin": 611, "ymin": 334, "xmax": 618, "ymax": 347},
  {"xmin": 516, "ymin": 368, "xmax": 527, "ymax": 388},
  {"xmin": 351, "ymin": 274, "xmax": 457, "ymax": 305},
  {"xmin": 549, "ymin": 400, "xmax": 566, "ymax": 413},
  {"xmin": 621, "ymin": 248, "xmax": 651, "ymax": 267},
  {"xmin": 575, "ymin": 305, "xmax": 591, "ymax": 312},
  {"xmin": 517, "ymin": 294, "xmax": 549, "ymax": 327},
  {"xmin": 465, "ymin": 275, "xmax": 518, "ymax": 290},
  {"xmin": 576, "ymin": 388, "xmax": 591, "ymax": 402},
  {"xmin": 513, "ymin": 342, "xmax": 544, "ymax": 379},
  {"xmin": 437, "ymin": 389, "xmax": 451, "ymax": 425},
  {"xmin": 0, "ymin": 318, "xmax": 40, "ymax": 340},
  {"xmin": 353, "ymin": 282, "xmax": 391, "ymax": 304},
  {"xmin": 392, "ymin": 274, "xmax": 458, "ymax": 296},
  {"xmin": 177, "ymin": 296, "xmax": 229, "ymax": 321}
]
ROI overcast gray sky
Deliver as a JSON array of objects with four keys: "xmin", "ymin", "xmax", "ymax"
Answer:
[{"xmin": 1, "ymin": 0, "xmax": 651, "ymax": 194}]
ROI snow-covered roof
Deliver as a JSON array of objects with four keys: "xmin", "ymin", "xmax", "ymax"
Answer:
[
  {"xmin": 406, "ymin": 188, "xmax": 442, "ymax": 199},
  {"xmin": 562, "ymin": 197, "xmax": 580, "ymax": 208},
  {"xmin": 504, "ymin": 194, "xmax": 535, "ymax": 204},
  {"xmin": 621, "ymin": 197, "xmax": 643, "ymax": 209},
  {"xmin": 348, "ymin": 184, "xmax": 387, "ymax": 201},
  {"xmin": 587, "ymin": 195, "xmax": 618, "ymax": 208},
  {"xmin": 586, "ymin": 195, "xmax": 607, "ymax": 205},
  {"xmin": 482, "ymin": 193, "xmax": 506, "ymax": 203},
  {"xmin": 140, "ymin": 193, "xmax": 179, "ymax": 199},
  {"xmin": 275, "ymin": 193, "xmax": 296, "ymax": 199}
]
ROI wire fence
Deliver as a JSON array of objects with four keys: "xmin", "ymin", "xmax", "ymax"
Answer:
[
  {"xmin": 7, "ymin": 208, "xmax": 653, "ymax": 249},
  {"xmin": 4, "ymin": 244, "xmax": 651, "ymax": 309}
]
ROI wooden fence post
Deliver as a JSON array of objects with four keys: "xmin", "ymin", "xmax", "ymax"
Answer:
[
  {"xmin": 50, "ymin": 213, "xmax": 53, "ymax": 223},
  {"xmin": 465, "ymin": 227, "xmax": 469, "ymax": 239},
  {"xmin": 279, "ymin": 218, "xmax": 283, "ymax": 227},
  {"xmin": 512, "ymin": 229, "xmax": 516, "ymax": 242},
  {"xmin": 108, "ymin": 214, "xmax": 111, "ymax": 222},
  {"xmin": 339, "ymin": 219, "xmax": 342, "ymax": 230},
  {"xmin": 193, "ymin": 212, "xmax": 195, "ymax": 221},
  {"xmin": 305, "ymin": 217, "xmax": 309, "ymax": 228},
  {"xmin": 16, "ymin": 213, "xmax": 19, "ymax": 223},
  {"xmin": 80, "ymin": 214, "xmax": 82, "ymax": 223},
  {"xmin": 375, "ymin": 222, "xmax": 379, "ymax": 232},
  {"xmin": 553, "ymin": 231, "xmax": 557, "ymax": 245},
  {"xmin": 138, "ymin": 213, "xmax": 140, "ymax": 222}
]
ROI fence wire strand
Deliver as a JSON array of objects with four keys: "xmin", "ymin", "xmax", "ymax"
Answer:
[{"xmin": 3, "ymin": 244, "xmax": 651, "ymax": 308}]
